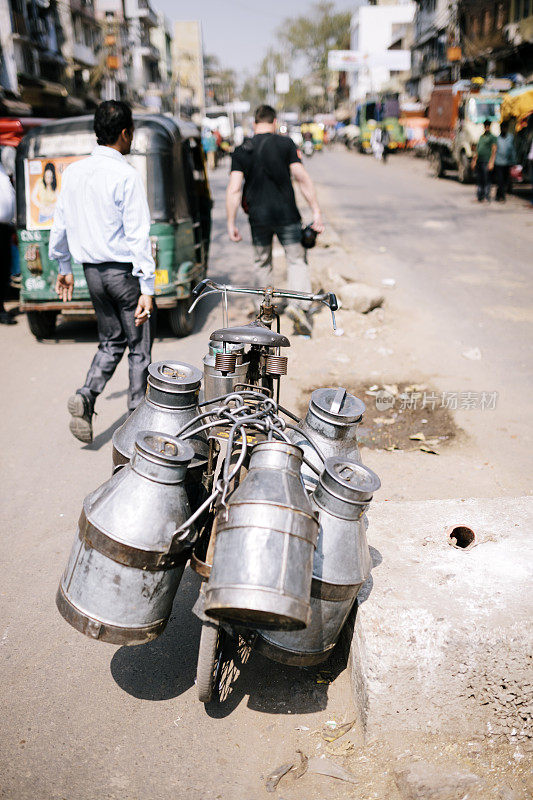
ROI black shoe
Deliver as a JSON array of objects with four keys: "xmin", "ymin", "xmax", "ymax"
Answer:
[
  {"xmin": 0, "ymin": 311, "xmax": 16, "ymax": 325},
  {"xmin": 67, "ymin": 392, "xmax": 94, "ymax": 443}
]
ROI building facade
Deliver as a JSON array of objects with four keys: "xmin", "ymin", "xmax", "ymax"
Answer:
[
  {"xmin": 349, "ymin": 1, "xmax": 416, "ymax": 102},
  {"xmin": 0, "ymin": 0, "xmax": 102, "ymax": 115},
  {"xmin": 408, "ymin": 0, "xmax": 453, "ymax": 102},
  {"xmin": 172, "ymin": 20, "xmax": 205, "ymax": 121}
]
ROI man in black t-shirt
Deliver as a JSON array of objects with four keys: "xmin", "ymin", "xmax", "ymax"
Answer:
[{"xmin": 226, "ymin": 104, "xmax": 324, "ymax": 335}]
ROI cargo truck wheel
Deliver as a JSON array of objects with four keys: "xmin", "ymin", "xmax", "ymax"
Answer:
[
  {"xmin": 429, "ymin": 150, "xmax": 444, "ymax": 178},
  {"xmin": 458, "ymin": 152, "xmax": 471, "ymax": 184},
  {"xmin": 168, "ymin": 298, "xmax": 195, "ymax": 338},
  {"xmin": 27, "ymin": 311, "xmax": 57, "ymax": 340}
]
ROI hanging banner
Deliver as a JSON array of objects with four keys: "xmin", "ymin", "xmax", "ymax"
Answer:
[{"xmin": 328, "ymin": 50, "xmax": 411, "ymax": 72}]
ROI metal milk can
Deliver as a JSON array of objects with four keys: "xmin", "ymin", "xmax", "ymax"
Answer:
[
  {"xmin": 256, "ymin": 457, "xmax": 380, "ymax": 665},
  {"xmin": 56, "ymin": 432, "xmax": 195, "ymax": 646},
  {"xmin": 112, "ymin": 360, "xmax": 208, "ymax": 468},
  {"xmin": 289, "ymin": 387, "xmax": 365, "ymax": 490},
  {"xmin": 203, "ymin": 341, "xmax": 248, "ymax": 411},
  {"xmin": 112, "ymin": 360, "xmax": 208, "ymax": 510},
  {"xmin": 204, "ymin": 441, "xmax": 319, "ymax": 631}
]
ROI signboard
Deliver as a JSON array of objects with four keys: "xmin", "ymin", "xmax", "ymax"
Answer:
[
  {"xmin": 275, "ymin": 72, "xmax": 290, "ymax": 95},
  {"xmin": 228, "ymin": 100, "xmax": 251, "ymax": 113},
  {"xmin": 328, "ymin": 50, "xmax": 411, "ymax": 72},
  {"xmin": 24, "ymin": 156, "xmax": 84, "ymax": 231}
]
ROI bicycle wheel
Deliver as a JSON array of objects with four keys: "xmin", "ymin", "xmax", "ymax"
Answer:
[{"xmin": 197, "ymin": 621, "xmax": 225, "ymax": 703}]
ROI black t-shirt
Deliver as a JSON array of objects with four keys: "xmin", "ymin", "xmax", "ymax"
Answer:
[{"xmin": 231, "ymin": 133, "xmax": 302, "ymax": 226}]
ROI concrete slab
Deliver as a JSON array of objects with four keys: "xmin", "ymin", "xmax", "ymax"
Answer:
[{"xmin": 349, "ymin": 496, "xmax": 533, "ymax": 745}]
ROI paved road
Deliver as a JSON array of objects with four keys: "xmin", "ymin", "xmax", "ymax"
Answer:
[
  {"xmin": 307, "ymin": 147, "xmax": 533, "ymax": 494},
  {"xmin": 0, "ymin": 152, "xmax": 531, "ymax": 800},
  {"xmin": 0, "ymin": 168, "xmax": 356, "ymax": 800}
]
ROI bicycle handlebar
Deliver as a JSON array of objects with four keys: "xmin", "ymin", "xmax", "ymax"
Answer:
[{"xmin": 190, "ymin": 279, "xmax": 338, "ymax": 322}]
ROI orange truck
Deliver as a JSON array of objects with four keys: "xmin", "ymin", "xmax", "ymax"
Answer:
[{"xmin": 426, "ymin": 79, "xmax": 504, "ymax": 183}]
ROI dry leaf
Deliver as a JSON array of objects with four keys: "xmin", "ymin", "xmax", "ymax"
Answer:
[
  {"xmin": 321, "ymin": 719, "xmax": 356, "ymax": 742},
  {"xmin": 420, "ymin": 444, "xmax": 439, "ymax": 455},
  {"xmin": 409, "ymin": 432, "xmax": 426, "ymax": 441},
  {"xmin": 307, "ymin": 757, "xmax": 358, "ymax": 784}
]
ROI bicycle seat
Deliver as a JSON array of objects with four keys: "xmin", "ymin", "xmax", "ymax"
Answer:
[{"xmin": 210, "ymin": 321, "xmax": 290, "ymax": 348}]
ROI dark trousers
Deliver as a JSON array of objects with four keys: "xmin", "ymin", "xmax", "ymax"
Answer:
[
  {"xmin": 494, "ymin": 164, "xmax": 510, "ymax": 201},
  {"xmin": 476, "ymin": 163, "xmax": 492, "ymax": 201},
  {"xmin": 81, "ymin": 262, "xmax": 155, "ymax": 412},
  {"xmin": 0, "ymin": 223, "xmax": 13, "ymax": 311}
]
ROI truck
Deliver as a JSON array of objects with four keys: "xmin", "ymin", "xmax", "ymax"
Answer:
[
  {"xmin": 355, "ymin": 93, "xmax": 406, "ymax": 154},
  {"xmin": 426, "ymin": 79, "xmax": 504, "ymax": 182}
]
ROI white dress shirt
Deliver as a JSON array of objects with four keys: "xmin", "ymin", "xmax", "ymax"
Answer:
[
  {"xmin": 49, "ymin": 145, "xmax": 155, "ymax": 295},
  {"xmin": 0, "ymin": 164, "xmax": 15, "ymax": 225}
]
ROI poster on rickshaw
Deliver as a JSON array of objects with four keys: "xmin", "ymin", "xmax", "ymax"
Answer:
[{"xmin": 24, "ymin": 155, "xmax": 85, "ymax": 231}]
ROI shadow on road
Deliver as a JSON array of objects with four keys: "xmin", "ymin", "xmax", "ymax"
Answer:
[
  {"xmin": 110, "ymin": 569, "xmax": 202, "ymax": 701},
  {"xmin": 82, "ymin": 412, "xmax": 128, "ymax": 451}
]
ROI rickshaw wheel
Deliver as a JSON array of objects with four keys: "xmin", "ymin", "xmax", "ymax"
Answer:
[
  {"xmin": 168, "ymin": 298, "xmax": 195, "ymax": 337},
  {"xmin": 197, "ymin": 621, "xmax": 225, "ymax": 703},
  {"xmin": 26, "ymin": 311, "xmax": 57, "ymax": 340}
]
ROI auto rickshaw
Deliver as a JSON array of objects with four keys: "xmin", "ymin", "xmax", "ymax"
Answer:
[{"xmin": 15, "ymin": 114, "xmax": 212, "ymax": 339}]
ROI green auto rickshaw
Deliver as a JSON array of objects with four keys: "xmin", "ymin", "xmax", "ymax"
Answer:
[{"xmin": 15, "ymin": 113, "xmax": 212, "ymax": 339}]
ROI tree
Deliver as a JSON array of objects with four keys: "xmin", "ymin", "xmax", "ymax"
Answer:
[
  {"xmin": 278, "ymin": 1, "xmax": 351, "ymax": 103},
  {"xmin": 242, "ymin": 2, "xmax": 351, "ymax": 115}
]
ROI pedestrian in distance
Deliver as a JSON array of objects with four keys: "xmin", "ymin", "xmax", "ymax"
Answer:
[
  {"xmin": 202, "ymin": 129, "xmax": 217, "ymax": 170},
  {"xmin": 494, "ymin": 121, "xmax": 516, "ymax": 202},
  {"xmin": 49, "ymin": 100, "xmax": 156, "ymax": 444},
  {"xmin": 226, "ymin": 104, "xmax": 325, "ymax": 336},
  {"xmin": 370, "ymin": 125, "xmax": 384, "ymax": 162},
  {"xmin": 0, "ymin": 159, "xmax": 16, "ymax": 325},
  {"xmin": 471, "ymin": 119, "xmax": 497, "ymax": 202}
]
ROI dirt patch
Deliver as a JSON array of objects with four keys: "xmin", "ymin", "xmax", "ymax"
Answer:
[{"xmin": 299, "ymin": 382, "xmax": 461, "ymax": 453}]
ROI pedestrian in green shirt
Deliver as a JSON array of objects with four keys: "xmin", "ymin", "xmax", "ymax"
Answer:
[
  {"xmin": 494, "ymin": 121, "xmax": 516, "ymax": 202},
  {"xmin": 471, "ymin": 119, "xmax": 497, "ymax": 202}
]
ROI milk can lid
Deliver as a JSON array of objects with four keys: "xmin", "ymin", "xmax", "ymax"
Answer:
[
  {"xmin": 148, "ymin": 361, "xmax": 202, "ymax": 393},
  {"xmin": 310, "ymin": 387, "xmax": 365, "ymax": 423},
  {"xmin": 134, "ymin": 431, "xmax": 195, "ymax": 466},
  {"xmin": 322, "ymin": 457, "xmax": 381, "ymax": 503}
]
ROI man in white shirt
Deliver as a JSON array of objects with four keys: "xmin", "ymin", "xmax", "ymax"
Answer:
[
  {"xmin": 49, "ymin": 101, "xmax": 155, "ymax": 443},
  {"xmin": 0, "ymin": 161, "xmax": 16, "ymax": 324}
]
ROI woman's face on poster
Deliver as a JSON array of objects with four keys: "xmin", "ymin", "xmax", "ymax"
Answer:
[{"xmin": 44, "ymin": 168, "xmax": 53, "ymax": 187}]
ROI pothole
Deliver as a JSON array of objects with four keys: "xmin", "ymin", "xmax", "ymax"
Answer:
[
  {"xmin": 299, "ymin": 382, "xmax": 461, "ymax": 452},
  {"xmin": 447, "ymin": 525, "xmax": 477, "ymax": 550}
]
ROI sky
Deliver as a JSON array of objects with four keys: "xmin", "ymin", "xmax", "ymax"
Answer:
[{"xmin": 156, "ymin": 0, "xmax": 356, "ymax": 77}]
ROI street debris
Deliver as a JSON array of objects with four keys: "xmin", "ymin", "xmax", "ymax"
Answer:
[
  {"xmin": 265, "ymin": 751, "xmax": 358, "ymax": 792},
  {"xmin": 333, "ymin": 327, "xmax": 345, "ymax": 336},
  {"xmin": 381, "ymin": 277, "xmax": 396, "ymax": 287},
  {"xmin": 321, "ymin": 718, "xmax": 356, "ymax": 742},
  {"xmin": 337, "ymin": 281, "xmax": 384, "ymax": 314},
  {"xmin": 364, "ymin": 327, "xmax": 378, "ymax": 339},
  {"xmin": 291, "ymin": 749, "xmax": 308, "ymax": 779},
  {"xmin": 325, "ymin": 739, "xmax": 355, "ymax": 756},
  {"xmin": 307, "ymin": 756, "xmax": 358, "ymax": 784},
  {"xmin": 302, "ymin": 381, "xmax": 459, "ymax": 452},
  {"xmin": 462, "ymin": 347, "xmax": 482, "ymax": 361},
  {"xmin": 420, "ymin": 443, "xmax": 440, "ymax": 454},
  {"xmin": 265, "ymin": 762, "xmax": 294, "ymax": 792}
]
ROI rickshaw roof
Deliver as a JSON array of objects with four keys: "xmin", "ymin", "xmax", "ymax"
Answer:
[{"xmin": 16, "ymin": 113, "xmax": 201, "ymax": 160}]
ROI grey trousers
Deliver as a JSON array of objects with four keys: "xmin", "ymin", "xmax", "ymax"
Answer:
[
  {"xmin": 250, "ymin": 221, "xmax": 311, "ymax": 310},
  {"xmin": 81, "ymin": 262, "xmax": 155, "ymax": 412}
]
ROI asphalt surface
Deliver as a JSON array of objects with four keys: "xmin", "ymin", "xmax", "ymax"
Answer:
[
  {"xmin": 0, "ymin": 151, "xmax": 531, "ymax": 800},
  {"xmin": 306, "ymin": 147, "xmax": 533, "ymax": 495}
]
